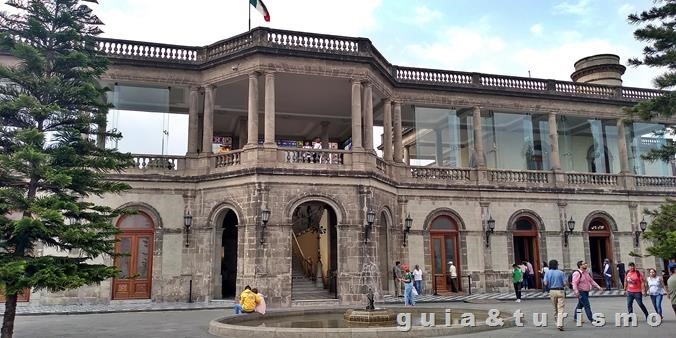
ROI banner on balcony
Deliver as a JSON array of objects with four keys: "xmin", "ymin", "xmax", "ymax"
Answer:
[{"xmin": 249, "ymin": 0, "xmax": 270, "ymax": 22}]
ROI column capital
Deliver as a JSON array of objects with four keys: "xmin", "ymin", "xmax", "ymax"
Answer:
[
  {"xmin": 189, "ymin": 85, "xmax": 199, "ymax": 92},
  {"xmin": 363, "ymin": 81, "xmax": 372, "ymax": 88},
  {"xmin": 249, "ymin": 71, "xmax": 261, "ymax": 78},
  {"xmin": 351, "ymin": 78, "xmax": 364, "ymax": 85},
  {"xmin": 265, "ymin": 71, "xmax": 275, "ymax": 77},
  {"xmin": 557, "ymin": 200, "xmax": 568, "ymax": 208},
  {"xmin": 383, "ymin": 97, "xmax": 392, "ymax": 104},
  {"xmin": 479, "ymin": 201, "xmax": 490, "ymax": 208},
  {"xmin": 205, "ymin": 84, "xmax": 216, "ymax": 90}
]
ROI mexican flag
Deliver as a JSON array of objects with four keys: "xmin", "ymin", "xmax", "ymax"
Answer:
[{"xmin": 249, "ymin": 0, "xmax": 270, "ymax": 22}]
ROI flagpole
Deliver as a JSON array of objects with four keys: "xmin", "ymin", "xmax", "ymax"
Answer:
[{"xmin": 248, "ymin": 1, "xmax": 251, "ymax": 31}]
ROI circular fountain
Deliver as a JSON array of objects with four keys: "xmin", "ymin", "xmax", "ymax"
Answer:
[{"xmin": 343, "ymin": 289, "xmax": 396, "ymax": 325}]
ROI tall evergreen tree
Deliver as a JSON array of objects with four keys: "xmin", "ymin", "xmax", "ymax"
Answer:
[
  {"xmin": 642, "ymin": 200, "xmax": 676, "ymax": 261},
  {"xmin": 626, "ymin": 0, "xmax": 676, "ymax": 161},
  {"xmin": 0, "ymin": 1, "xmax": 132, "ymax": 337}
]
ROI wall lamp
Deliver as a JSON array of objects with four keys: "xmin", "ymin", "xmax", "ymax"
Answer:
[
  {"xmin": 484, "ymin": 215, "xmax": 495, "ymax": 247},
  {"xmin": 634, "ymin": 217, "xmax": 647, "ymax": 247},
  {"xmin": 363, "ymin": 209, "xmax": 375, "ymax": 244},
  {"xmin": 183, "ymin": 211, "xmax": 193, "ymax": 248},
  {"xmin": 563, "ymin": 217, "xmax": 575, "ymax": 247},
  {"xmin": 259, "ymin": 208, "xmax": 270, "ymax": 245},
  {"xmin": 402, "ymin": 214, "xmax": 412, "ymax": 247}
]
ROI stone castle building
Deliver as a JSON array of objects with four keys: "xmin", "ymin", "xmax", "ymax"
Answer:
[{"xmin": 1, "ymin": 27, "xmax": 674, "ymax": 307}]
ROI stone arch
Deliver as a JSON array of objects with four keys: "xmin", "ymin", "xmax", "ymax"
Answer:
[
  {"xmin": 207, "ymin": 201, "xmax": 244, "ymax": 228},
  {"xmin": 422, "ymin": 208, "xmax": 467, "ymax": 231},
  {"xmin": 583, "ymin": 211, "xmax": 618, "ymax": 232},
  {"xmin": 285, "ymin": 193, "xmax": 346, "ymax": 226},
  {"xmin": 376, "ymin": 206, "xmax": 393, "ymax": 293},
  {"xmin": 115, "ymin": 201, "xmax": 163, "ymax": 230},
  {"xmin": 378, "ymin": 206, "xmax": 394, "ymax": 228},
  {"xmin": 507, "ymin": 209, "xmax": 545, "ymax": 230}
]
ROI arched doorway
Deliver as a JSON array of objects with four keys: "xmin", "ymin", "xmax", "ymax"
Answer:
[
  {"xmin": 588, "ymin": 219, "xmax": 614, "ymax": 288},
  {"xmin": 377, "ymin": 210, "xmax": 390, "ymax": 293},
  {"xmin": 112, "ymin": 212, "xmax": 155, "ymax": 299},
  {"xmin": 512, "ymin": 217, "xmax": 540, "ymax": 289},
  {"xmin": 291, "ymin": 201, "xmax": 338, "ymax": 299},
  {"xmin": 220, "ymin": 210, "xmax": 239, "ymax": 298},
  {"xmin": 429, "ymin": 216, "xmax": 460, "ymax": 293}
]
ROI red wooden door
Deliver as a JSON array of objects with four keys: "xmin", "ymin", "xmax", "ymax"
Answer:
[
  {"xmin": 112, "ymin": 214, "xmax": 154, "ymax": 300},
  {"xmin": 430, "ymin": 216, "xmax": 460, "ymax": 293}
]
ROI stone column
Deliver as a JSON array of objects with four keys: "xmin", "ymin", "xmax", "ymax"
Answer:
[
  {"xmin": 617, "ymin": 119, "xmax": 630, "ymax": 173},
  {"xmin": 472, "ymin": 106, "xmax": 485, "ymax": 168},
  {"xmin": 320, "ymin": 121, "xmax": 330, "ymax": 149},
  {"xmin": 548, "ymin": 112, "xmax": 561, "ymax": 170},
  {"xmin": 96, "ymin": 114, "xmax": 106, "ymax": 149},
  {"xmin": 264, "ymin": 72, "xmax": 276, "ymax": 147},
  {"xmin": 351, "ymin": 80, "xmax": 363, "ymax": 150},
  {"xmin": 363, "ymin": 82, "xmax": 374, "ymax": 152},
  {"xmin": 187, "ymin": 86, "xmax": 199, "ymax": 154},
  {"xmin": 435, "ymin": 128, "xmax": 443, "ymax": 166},
  {"xmin": 246, "ymin": 73, "xmax": 259, "ymax": 147},
  {"xmin": 393, "ymin": 101, "xmax": 403, "ymax": 162},
  {"xmin": 201, "ymin": 85, "xmax": 215, "ymax": 154},
  {"xmin": 383, "ymin": 99, "xmax": 393, "ymax": 162},
  {"xmin": 404, "ymin": 146, "xmax": 410, "ymax": 165}
]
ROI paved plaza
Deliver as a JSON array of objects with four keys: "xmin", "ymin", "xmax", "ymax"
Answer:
[{"xmin": 9, "ymin": 296, "xmax": 675, "ymax": 338}]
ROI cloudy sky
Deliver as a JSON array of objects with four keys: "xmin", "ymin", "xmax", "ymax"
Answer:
[{"xmin": 8, "ymin": 0, "xmax": 662, "ymax": 155}]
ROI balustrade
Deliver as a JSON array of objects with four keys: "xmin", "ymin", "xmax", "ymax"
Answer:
[
  {"xmin": 410, "ymin": 167, "xmax": 471, "ymax": 181},
  {"xmin": 566, "ymin": 173, "xmax": 618, "ymax": 185},
  {"xmin": 480, "ymin": 75, "xmax": 549, "ymax": 91},
  {"xmin": 635, "ymin": 175, "xmax": 676, "ymax": 187},
  {"xmin": 282, "ymin": 149, "xmax": 346, "ymax": 165},
  {"xmin": 488, "ymin": 169, "xmax": 549, "ymax": 183},
  {"xmin": 213, "ymin": 150, "xmax": 242, "ymax": 168},
  {"xmin": 96, "ymin": 38, "xmax": 200, "ymax": 62},
  {"xmin": 130, "ymin": 154, "xmax": 184, "ymax": 170}
]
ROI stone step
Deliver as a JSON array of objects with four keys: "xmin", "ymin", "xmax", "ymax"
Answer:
[{"xmin": 291, "ymin": 299, "xmax": 340, "ymax": 307}]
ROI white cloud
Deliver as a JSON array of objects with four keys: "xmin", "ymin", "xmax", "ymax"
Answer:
[
  {"xmin": 94, "ymin": 0, "xmax": 382, "ymax": 46},
  {"xmin": 617, "ymin": 4, "xmax": 635, "ymax": 19},
  {"xmin": 554, "ymin": 0, "xmax": 590, "ymax": 15},
  {"xmin": 530, "ymin": 23, "xmax": 543, "ymax": 36},
  {"xmin": 413, "ymin": 6, "xmax": 443, "ymax": 25}
]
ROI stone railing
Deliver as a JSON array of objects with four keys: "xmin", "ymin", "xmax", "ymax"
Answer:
[
  {"xmin": 213, "ymin": 150, "xmax": 242, "ymax": 168},
  {"xmin": 410, "ymin": 167, "xmax": 472, "ymax": 181},
  {"xmin": 376, "ymin": 157, "xmax": 386, "ymax": 173},
  {"xmin": 129, "ymin": 154, "xmax": 185, "ymax": 171},
  {"xmin": 92, "ymin": 27, "xmax": 665, "ymax": 102},
  {"xmin": 566, "ymin": 173, "xmax": 618, "ymax": 186},
  {"xmin": 281, "ymin": 149, "xmax": 347, "ymax": 165},
  {"xmin": 96, "ymin": 38, "xmax": 200, "ymax": 63},
  {"xmin": 488, "ymin": 169, "xmax": 549, "ymax": 183},
  {"xmin": 635, "ymin": 175, "xmax": 676, "ymax": 187}
]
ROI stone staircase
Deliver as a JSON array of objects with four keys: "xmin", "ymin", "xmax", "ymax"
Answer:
[{"xmin": 291, "ymin": 259, "xmax": 335, "ymax": 303}]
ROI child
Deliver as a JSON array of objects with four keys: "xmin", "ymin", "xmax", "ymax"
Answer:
[{"xmin": 252, "ymin": 288, "xmax": 267, "ymax": 315}]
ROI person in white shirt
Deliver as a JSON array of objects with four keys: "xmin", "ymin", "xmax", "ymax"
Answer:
[
  {"xmin": 448, "ymin": 261, "xmax": 458, "ymax": 292},
  {"xmin": 413, "ymin": 265, "xmax": 423, "ymax": 295}
]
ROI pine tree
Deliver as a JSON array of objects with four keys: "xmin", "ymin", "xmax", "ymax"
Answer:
[
  {"xmin": 0, "ymin": 1, "xmax": 132, "ymax": 337},
  {"xmin": 642, "ymin": 200, "xmax": 676, "ymax": 260},
  {"xmin": 626, "ymin": 0, "xmax": 676, "ymax": 161}
]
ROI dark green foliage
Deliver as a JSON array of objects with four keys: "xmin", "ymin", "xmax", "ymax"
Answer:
[
  {"xmin": 626, "ymin": 0, "xmax": 676, "ymax": 161},
  {"xmin": 0, "ymin": 1, "xmax": 132, "ymax": 337},
  {"xmin": 642, "ymin": 199, "xmax": 676, "ymax": 260}
]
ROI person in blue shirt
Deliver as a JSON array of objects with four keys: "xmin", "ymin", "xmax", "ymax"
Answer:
[{"xmin": 544, "ymin": 259, "xmax": 567, "ymax": 331}]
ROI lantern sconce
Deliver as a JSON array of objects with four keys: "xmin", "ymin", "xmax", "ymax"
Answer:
[
  {"xmin": 363, "ymin": 209, "xmax": 375, "ymax": 244},
  {"xmin": 183, "ymin": 211, "xmax": 193, "ymax": 248},
  {"xmin": 403, "ymin": 214, "xmax": 412, "ymax": 247},
  {"xmin": 484, "ymin": 215, "xmax": 495, "ymax": 247},
  {"xmin": 564, "ymin": 216, "xmax": 575, "ymax": 247},
  {"xmin": 259, "ymin": 208, "xmax": 270, "ymax": 245},
  {"xmin": 634, "ymin": 217, "xmax": 647, "ymax": 247}
]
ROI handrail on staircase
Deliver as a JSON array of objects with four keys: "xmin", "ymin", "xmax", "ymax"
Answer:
[{"xmin": 292, "ymin": 232, "xmax": 313, "ymax": 280}]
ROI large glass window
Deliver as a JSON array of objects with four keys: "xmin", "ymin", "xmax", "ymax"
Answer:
[
  {"xmin": 106, "ymin": 85, "xmax": 188, "ymax": 155},
  {"xmin": 412, "ymin": 107, "xmax": 474, "ymax": 167},
  {"xmin": 626, "ymin": 122, "xmax": 671, "ymax": 176},
  {"xmin": 482, "ymin": 112, "xmax": 550, "ymax": 170},
  {"xmin": 558, "ymin": 116, "xmax": 620, "ymax": 173}
]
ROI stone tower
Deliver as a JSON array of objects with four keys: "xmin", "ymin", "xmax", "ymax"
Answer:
[{"xmin": 570, "ymin": 54, "xmax": 626, "ymax": 86}]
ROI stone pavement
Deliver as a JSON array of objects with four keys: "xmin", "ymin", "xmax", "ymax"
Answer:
[{"xmin": 0, "ymin": 290, "xmax": 624, "ymax": 316}]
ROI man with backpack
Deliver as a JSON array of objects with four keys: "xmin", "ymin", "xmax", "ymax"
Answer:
[
  {"xmin": 571, "ymin": 260, "xmax": 602, "ymax": 323},
  {"xmin": 625, "ymin": 262, "xmax": 649, "ymax": 320}
]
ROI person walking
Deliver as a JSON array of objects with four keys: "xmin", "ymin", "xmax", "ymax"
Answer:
[
  {"xmin": 518, "ymin": 262, "xmax": 528, "ymax": 289},
  {"xmin": 512, "ymin": 264, "xmax": 523, "ymax": 303},
  {"xmin": 413, "ymin": 264, "xmax": 423, "ymax": 295},
  {"xmin": 401, "ymin": 264, "xmax": 415, "ymax": 306},
  {"xmin": 667, "ymin": 265, "xmax": 676, "ymax": 317},
  {"xmin": 571, "ymin": 260, "xmax": 602, "ymax": 323},
  {"xmin": 603, "ymin": 259, "xmax": 612, "ymax": 290},
  {"xmin": 448, "ymin": 261, "xmax": 458, "ymax": 292},
  {"xmin": 541, "ymin": 261, "xmax": 550, "ymax": 295},
  {"xmin": 525, "ymin": 260, "xmax": 535, "ymax": 290},
  {"xmin": 617, "ymin": 260, "xmax": 626, "ymax": 288},
  {"xmin": 646, "ymin": 268, "xmax": 666, "ymax": 319},
  {"xmin": 392, "ymin": 261, "xmax": 402, "ymax": 297},
  {"xmin": 624, "ymin": 262, "xmax": 649, "ymax": 320},
  {"xmin": 544, "ymin": 259, "xmax": 567, "ymax": 331}
]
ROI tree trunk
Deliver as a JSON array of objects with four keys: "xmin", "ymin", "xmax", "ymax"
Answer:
[{"xmin": 1, "ymin": 293, "xmax": 17, "ymax": 338}]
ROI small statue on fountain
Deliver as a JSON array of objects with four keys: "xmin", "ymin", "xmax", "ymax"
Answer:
[{"xmin": 366, "ymin": 288, "xmax": 375, "ymax": 310}]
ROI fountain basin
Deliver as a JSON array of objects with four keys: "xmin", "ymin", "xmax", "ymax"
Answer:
[
  {"xmin": 209, "ymin": 306, "xmax": 515, "ymax": 338},
  {"xmin": 344, "ymin": 308, "xmax": 396, "ymax": 325}
]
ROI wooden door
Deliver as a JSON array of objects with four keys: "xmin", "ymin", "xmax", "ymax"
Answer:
[
  {"xmin": 589, "ymin": 220, "xmax": 613, "ymax": 287},
  {"xmin": 430, "ymin": 233, "xmax": 460, "ymax": 293},
  {"xmin": 112, "ymin": 213, "xmax": 154, "ymax": 300}
]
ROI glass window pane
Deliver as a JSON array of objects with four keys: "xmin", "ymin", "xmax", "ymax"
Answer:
[
  {"xmin": 433, "ymin": 239, "xmax": 442, "ymax": 274},
  {"xmin": 119, "ymin": 214, "xmax": 153, "ymax": 229},
  {"xmin": 412, "ymin": 106, "xmax": 473, "ymax": 167},
  {"xmin": 445, "ymin": 238, "xmax": 456, "ymax": 266},
  {"xmin": 558, "ymin": 116, "xmax": 617, "ymax": 173},
  {"xmin": 627, "ymin": 122, "xmax": 670, "ymax": 176},
  {"xmin": 515, "ymin": 219, "xmax": 533, "ymax": 230},
  {"xmin": 136, "ymin": 237, "xmax": 150, "ymax": 279},
  {"xmin": 431, "ymin": 217, "xmax": 456, "ymax": 230},
  {"xmin": 118, "ymin": 237, "xmax": 131, "ymax": 279}
]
